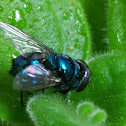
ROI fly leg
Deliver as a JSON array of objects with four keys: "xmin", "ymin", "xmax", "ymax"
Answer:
[
  {"xmin": 53, "ymin": 87, "xmax": 71, "ymax": 94},
  {"xmin": 58, "ymin": 88, "xmax": 71, "ymax": 94},
  {"xmin": 25, "ymin": 91, "xmax": 33, "ymax": 95},
  {"xmin": 42, "ymin": 89, "xmax": 44, "ymax": 94},
  {"xmin": 20, "ymin": 91, "xmax": 33, "ymax": 107},
  {"xmin": 21, "ymin": 91, "xmax": 24, "ymax": 107}
]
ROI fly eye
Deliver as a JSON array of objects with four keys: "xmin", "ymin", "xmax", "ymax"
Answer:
[{"xmin": 76, "ymin": 60, "xmax": 90, "ymax": 92}]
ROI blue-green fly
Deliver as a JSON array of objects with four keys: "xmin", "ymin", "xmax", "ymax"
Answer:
[{"xmin": 0, "ymin": 22, "xmax": 90, "ymax": 102}]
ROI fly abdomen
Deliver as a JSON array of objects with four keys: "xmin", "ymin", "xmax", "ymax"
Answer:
[
  {"xmin": 9, "ymin": 52, "xmax": 44, "ymax": 77},
  {"xmin": 9, "ymin": 55, "xmax": 28, "ymax": 77}
]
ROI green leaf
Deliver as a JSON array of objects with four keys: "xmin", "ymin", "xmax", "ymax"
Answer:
[
  {"xmin": 76, "ymin": 101, "xmax": 107, "ymax": 124},
  {"xmin": 108, "ymin": 0, "xmax": 126, "ymax": 51},
  {"xmin": 0, "ymin": 0, "xmax": 91, "ymax": 124},
  {"xmin": 77, "ymin": 0, "xmax": 108, "ymax": 53},
  {"xmin": 0, "ymin": 119, "xmax": 32, "ymax": 126},
  {"xmin": 26, "ymin": 95, "xmax": 95, "ymax": 126},
  {"xmin": 70, "ymin": 52, "xmax": 126, "ymax": 125}
]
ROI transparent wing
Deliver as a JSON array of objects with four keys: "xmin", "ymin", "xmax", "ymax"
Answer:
[
  {"xmin": 0, "ymin": 22, "xmax": 53, "ymax": 58},
  {"xmin": 13, "ymin": 63, "xmax": 62, "ymax": 91}
]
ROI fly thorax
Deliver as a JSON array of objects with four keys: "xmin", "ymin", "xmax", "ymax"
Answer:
[
  {"xmin": 27, "ymin": 52, "xmax": 44, "ymax": 65},
  {"xmin": 45, "ymin": 54, "xmax": 82, "ymax": 88},
  {"xmin": 56, "ymin": 55, "xmax": 82, "ymax": 88},
  {"xmin": 44, "ymin": 53, "xmax": 58, "ymax": 70}
]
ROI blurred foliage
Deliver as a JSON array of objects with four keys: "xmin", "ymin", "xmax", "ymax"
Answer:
[
  {"xmin": 108, "ymin": 0, "xmax": 126, "ymax": 52},
  {"xmin": 78, "ymin": 0, "xmax": 108, "ymax": 53}
]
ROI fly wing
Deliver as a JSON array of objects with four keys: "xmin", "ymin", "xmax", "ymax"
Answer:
[
  {"xmin": 0, "ymin": 22, "xmax": 53, "ymax": 58},
  {"xmin": 13, "ymin": 63, "xmax": 62, "ymax": 91}
]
